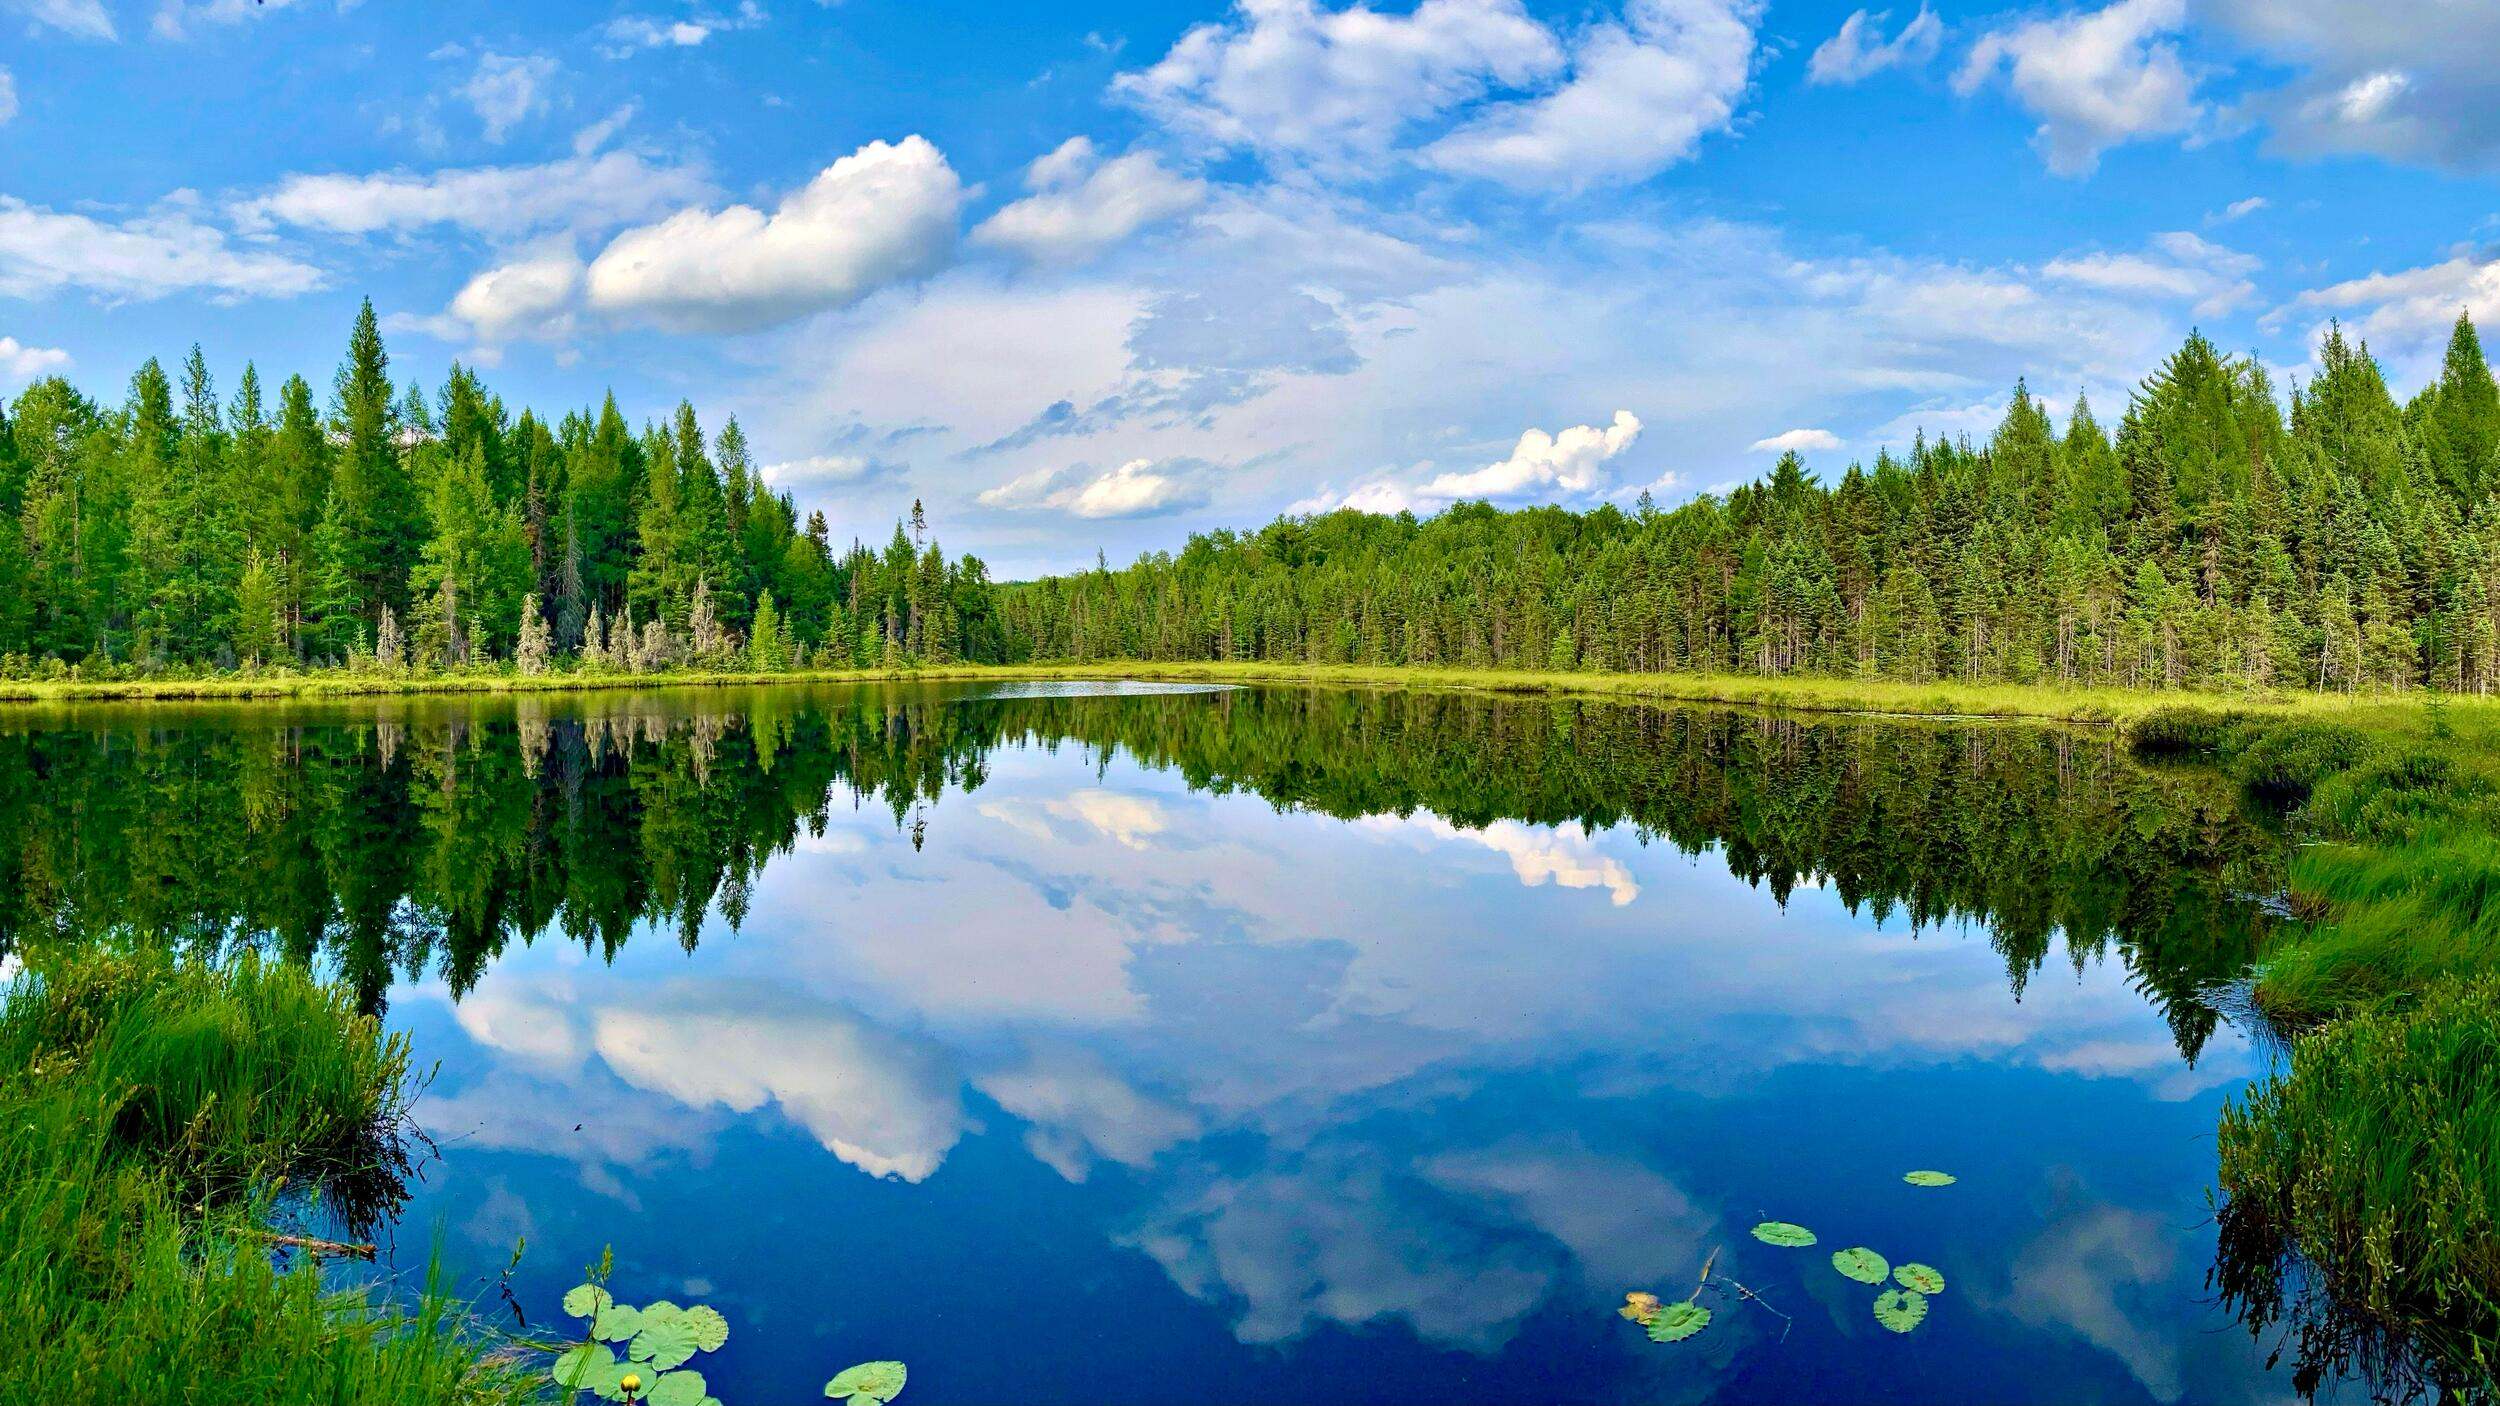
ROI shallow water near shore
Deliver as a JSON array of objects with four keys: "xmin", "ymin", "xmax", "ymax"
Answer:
[{"xmin": 0, "ymin": 681, "xmax": 2338, "ymax": 1403}]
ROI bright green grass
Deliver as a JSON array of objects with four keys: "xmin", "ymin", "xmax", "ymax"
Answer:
[{"xmin": 0, "ymin": 949, "xmax": 534, "ymax": 1404}]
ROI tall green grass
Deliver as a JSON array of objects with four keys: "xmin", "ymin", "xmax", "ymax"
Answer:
[
  {"xmin": 2215, "ymin": 976, "xmax": 2500, "ymax": 1394},
  {"xmin": 0, "ymin": 949, "xmax": 534, "ymax": 1404}
]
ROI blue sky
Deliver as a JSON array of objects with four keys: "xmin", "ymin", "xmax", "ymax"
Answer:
[{"xmin": 7, "ymin": 0, "xmax": 2500, "ymax": 576}]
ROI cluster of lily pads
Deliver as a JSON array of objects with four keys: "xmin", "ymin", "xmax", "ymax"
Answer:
[
  {"xmin": 549, "ymin": 1278, "xmax": 908, "ymax": 1406},
  {"xmin": 1618, "ymin": 1168, "xmax": 1958, "ymax": 1346}
]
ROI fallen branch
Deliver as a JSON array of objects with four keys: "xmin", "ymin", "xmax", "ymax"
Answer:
[{"xmin": 246, "ymin": 1229, "xmax": 377, "ymax": 1260}]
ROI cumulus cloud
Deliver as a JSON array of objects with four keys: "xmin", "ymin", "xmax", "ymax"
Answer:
[
  {"xmin": 1423, "ymin": 0, "xmax": 1760, "ymax": 190},
  {"xmin": 971, "ymin": 137, "xmax": 1207, "ymax": 264},
  {"xmin": 462, "ymin": 51, "xmax": 559, "ymax": 142},
  {"xmin": 2043, "ymin": 230, "xmax": 2259, "ymax": 317},
  {"xmin": 1954, "ymin": 0, "xmax": 2201, "ymax": 177},
  {"xmin": 1422, "ymin": 410, "xmax": 1642, "ymax": 499},
  {"xmin": 1368, "ymin": 813, "xmax": 1641, "ymax": 905},
  {"xmin": 1113, "ymin": 0, "xmax": 1564, "ymax": 176},
  {"xmin": 10, "ymin": 0, "xmax": 116, "ymax": 40},
  {"xmin": 761, "ymin": 454, "xmax": 883, "ymax": 492},
  {"xmin": 0, "ymin": 335, "xmax": 70, "ymax": 385},
  {"xmin": 2286, "ymin": 253, "xmax": 2500, "ymax": 365},
  {"xmin": 232, "ymin": 149, "xmax": 712, "ymax": 242},
  {"xmin": 0, "ymin": 196, "xmax": 324, "ymax": 301},
  {"xmin": 582, "ymin": 135, "xmax": 964, "ymax": 333},
  {"xmin": 979, "ymin": 457, "xmax": 1212, "ymax": 519},
  {"xmin": 438, "ymin": 250, "xmax": 584, "ymax": 344},
  {"xmin": 1750, "ymin": 427, "xmax": 1840, "ymax": 452},
  {"xmin": 1806, "ymin": 5, "xmax": 1940, "ymax": 86}
]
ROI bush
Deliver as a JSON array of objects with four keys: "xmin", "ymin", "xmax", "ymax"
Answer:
[{"xmin": 2125, "ymin": 705, "xmax": 2238, "ymax": 755}]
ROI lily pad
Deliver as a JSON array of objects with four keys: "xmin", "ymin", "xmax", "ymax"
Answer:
[
  {"xmin": 1832, "ymin": 1247, "xmax": 1890, "ymax": 1285},
  {"xmin": 1873, "ymin": 1288, "xmax": 1930, "ymax": 1334},
  {"xmin": 631, "ymin": 1316, "xmax": 702, "ymax": 1371},
  {"xmin": 552, "ymin": 1343, "xmax": 618, "ymax": 1393},
  {"xmin": 1751, "ymin": 1221, "xmax": 1817, "ymax": 1248},
  {"xmin": 1618, "ymin": 1291, "xmax": 1661, "ymax": 1324},
  {"xmin": 592, "ymin": 1302, "xmax": 646, "ymax": 1343},
  {"xmin": 595, "ymin": 1367, "xmax": 646, "ymax": 1404},
  {"xmin": 563, "ymin": 1284, "xmax": 614, "ymax": 1319},
  {"xmin": 1646, "ymin": 1300, "xmax": 1712, "ymax": 1343},
  {"xmin": 645, "ymin": 1369, "xmax": 708, "ymax": 1406},
  {"xmin": 681, "ymin": 1304, "xmax": 730, "ymax": 1352},
  {"xmin": 1895, "ymin": 1263, "xmax": 1946, "ymax": 1295},
  {"xmin": 1903, "ymin": 1170, "xmax": 1957, "ymax": 1187},
  {"xmin": 825, "ymin": 1360, "xmax": 909, "ymax": 1403}
]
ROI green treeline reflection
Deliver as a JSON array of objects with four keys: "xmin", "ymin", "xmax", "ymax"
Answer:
[{"xmin": 0, "ymin": 686, "xmax": 2281, "ymax": 1051}]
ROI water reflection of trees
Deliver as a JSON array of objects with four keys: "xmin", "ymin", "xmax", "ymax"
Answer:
[{"xmin": 0, "ymin": 687, "xmax": 2279, "ymax": 1047}]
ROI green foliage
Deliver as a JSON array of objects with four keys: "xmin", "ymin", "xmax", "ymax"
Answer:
[
  {"xmin": 1646, "ymin": 1301, "xmax": 1712, "ymax": 1343},
  {"xmin": 1751, "ymin": 1221, "xmax": 1817, "ymax": 1247},
  {"xmin": 825, "ymin": 1360, "xmax": 909, "ymax": 1403},
  {"xmin": 1832, "ymin": 1248, "xmax": 1890, "ymax": 1285},
  {"xmin": 1901, "ymin": 1170, "xmax": 1956, "ymax": 1187},
  {"xmin": 1873, "ymin": 1289, "xmax": 1929, "ymax": 1334},
  {"xmin": 1894, "ymin": 1264, "xmax": 1946, "ymax": 1294}
]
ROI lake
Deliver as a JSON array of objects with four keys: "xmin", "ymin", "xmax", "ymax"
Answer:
[{"xmin": 0, "ymin": 681, "xmax": 2327, "ymax": 1403}]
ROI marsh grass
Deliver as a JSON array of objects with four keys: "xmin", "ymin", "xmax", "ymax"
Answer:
[
  {"xmin": 2215, "ymin": 976, "xmax": 2500, "ymax": 1396},
  {"xmin": 0, "ymin": 948, "xmax": 533, "ymax": 1404}
]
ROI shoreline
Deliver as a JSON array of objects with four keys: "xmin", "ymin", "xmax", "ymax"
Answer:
[{"xmin": 0, "ymin": 659, "xmax": 2458, "ymax": 729}]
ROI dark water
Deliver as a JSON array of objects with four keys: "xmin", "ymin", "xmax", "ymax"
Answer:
[{"xmin": 0, "ymin": 683, "xmax": 2324, "ymax": 1403}]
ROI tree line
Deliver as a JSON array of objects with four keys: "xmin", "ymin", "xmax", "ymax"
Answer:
[
  {"xmin": 0, "ymin": 301, "xmax": 1001, "ymax": 676},
  {"xmin": 999, "ymin": 317, "xmax": 2500, "ymax": 694}
]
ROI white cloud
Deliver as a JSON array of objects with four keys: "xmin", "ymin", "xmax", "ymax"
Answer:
[
  {"xmin": 1421, "ymin": 410, "xmax": 1642, "ymax": 499},
  {"xmin": 0, "ymin": 196, "xmax": 324, "ymax": 301},
  {"xmin": 971, "ymin": 138, "xmax": 1207, "ymax": 264},
  {"xmin": 1806, "ymin": 5, "xmax": 1941, "ymax": 86},
  {"xmin": 1113, "ymin": 0, "xmax": 1565, "ymax": 176},
  {"xmin": 9, "ymin": 0, "xmax": 116, "ymax": 40},
  {"xmin": 2287, "ymin": 253, "xmax": 2500, "ymax": 367},
  {"xmin": 583, "ymin": 135, "xmax": 964, "ymax": 333},
  {"xmin": 2207, "ymin": 0, "xmax": 2500, "ymax": 172},
  {"xmin": 462, "ymin": 51, "xmax": 559, "ymax": 142},
  {"xmin": 760, "ymin": 454, "xmax": 880, "ymax": 491},
  {"xmin": 1423, "ymin": 0, "xmax": 1760, "ymax": 190},
  {"xmin": 151, "ymin": 0, "xmax": 307, "ymax": 40},
  {"xmin": 0, "ymin": 335, "xmax": 70, "ymax": 385},
  {"xmin": 599, "ymin": 2, "xmax": 766, "ymax": 57},
  {"xmin": 1751, "ymin": 427, "xmax": 1840, "ymax": 452},
  {"xmin": 440, "ymin": 250, "xmax": 585, "ymax": 344},
  {"xmin": 0, "ymin": 67, "xmax": 14, "ymax": 124},
  {"xmin": 233, "ymin": 149, "xmax": 712, "ymax": 241},
  {"xmin": 2210, "ymin": 195, "xmax": 2266, "ymax": 223},
  {"xmin": 1954, "ymin": 0, "xmax": 2201, "ymax": 177},
  {"xmin": 1375, "ymin": 813, "xmax": 1642, "ymax": 905},
  {"xmin": 2043, "ymin": 230, "xmax": 2259, "ymax": 317},
  {"xmin": 980, "ymin": 457, "xmax": 1209, "ymax": 519}
]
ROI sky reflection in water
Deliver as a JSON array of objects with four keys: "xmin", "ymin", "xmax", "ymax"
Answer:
[{"xmin": 330, "ymin": 685, "xmax": 2311, "ymax": 1404}]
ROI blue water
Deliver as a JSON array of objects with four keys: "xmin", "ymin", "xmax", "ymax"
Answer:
[{"xmin": 338, "ymin": 686, "xmax": 2307, "ymax": 1404}]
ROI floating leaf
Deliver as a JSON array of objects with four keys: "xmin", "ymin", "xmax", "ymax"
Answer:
[
  {"xmin": 1894, "ymin": 1263, "xmax": 1946, "ymax": 1295},
  {"xmin": 644, "ymin": 1369, "xmax": 708, "ymax": 1406},
  {"xmin": 1618, "ymin": 1291, "xmax": 1661, "ymax": 1324},
  {"xmin": 592, "ymin": 1303, "xmax": 645, "ymax": 1343},
  {"xmin": 1645, "ymin": 1301, "xmax": 1711, "ymax": 1343},
  {"xmin": 631, "ymin": 1316, "xmax": 702, "ymax": 1371},
  {"xmin": 1832, "ymin": 1247, "xmax": 1890, "ymax": 1284},
  {"xmin": 825, "ymin": 1360, "xmax": 908, "ymax": 1403},
  {"xmin": 640, "ymin": 1301, "xmax": 686, "ymax": 1325},
  {"xmin": 1873, "ymin": 1288, "xmax": 1929, "ymax": 1334},
  {"xmin": 552, "ymin": 1343, "xmax": 618, "ymax": 1393},
  {"xmin": 1751, "ymin": 1221, "xmax": 1817, "ymax": 1247},
  {"xmin": 681, "ymin": 1304, "xmax": 729, "ymax": 1352},
  {"xmin": 563, "ymin": 1284, "xmax": 614, "ymax": 1319},
  {"xmin": 1903, "ymin": 1170, "xmax": 1957, "ymax": 1187}
]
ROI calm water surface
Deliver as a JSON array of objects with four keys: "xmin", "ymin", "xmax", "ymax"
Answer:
[{"xmin": 0, "ymin": 683, "xmax": 2324, "ymax": 1403}]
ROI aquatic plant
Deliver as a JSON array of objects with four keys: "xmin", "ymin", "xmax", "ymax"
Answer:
[
  {"xmin": 826, "ymin": 1360, "xmax": 909, "ymax": 1403},
  {"xmin": 1873, "ymin": 1290, "xmax": 1929, "ymax": 1334},
  {"xmin": 1831, "ymin": 1248, "xmax": 1890, "ymax": 1285},
  {"xmin": 1902, "ymin": 1170, "xmax": 1956, "ymax": 1187},
  {"xmin": 1646, "ymin": 1302, "xmax": 1712, "ymax": 1343},
  {"xmin": 1751, "ymin": 1221, "xmax": 1817, "ymax": 1247},
  {"xmin": 1894, "ymin": 1264, "xmax": 1946, "ymax": 1295},
  {"xmin": 552, "ymin": 1269, "xmax": 729, "ymax": 1405}
]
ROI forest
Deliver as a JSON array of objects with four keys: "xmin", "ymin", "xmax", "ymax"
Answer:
[
  {"xmin": 0, "ymin": 301, "xmax": 1000, "ymax": 677},
  {"xmin": 999, "ymin": 318, "xmax": 2500, "ymax": 694},
  {"xmin": 9, "ymin": 304, "xmax": 2500, "ymax": 699}
]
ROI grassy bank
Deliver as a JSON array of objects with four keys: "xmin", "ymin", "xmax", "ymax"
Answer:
[
  {"xmin": 0, "ymin": 948, "xmax": 531, "ymax": 1404},
  {"xmin": 4, "ymin": 656, "xmax": 2477, "ymax": 727}
]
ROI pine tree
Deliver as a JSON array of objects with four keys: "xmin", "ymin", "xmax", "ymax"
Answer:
[{"xmin": 515, "ymin": 592, "xmax": 553, "ymax": 675}]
